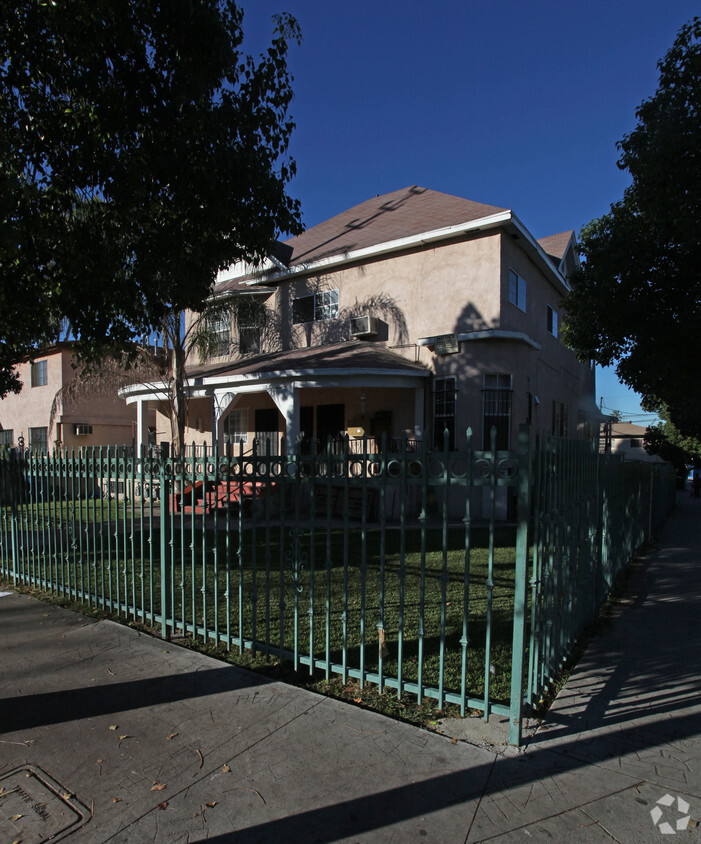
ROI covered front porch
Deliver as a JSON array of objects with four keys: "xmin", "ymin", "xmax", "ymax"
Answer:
[{"xmin": 122, "ymin": 342, "xmax": 430, "ymax": 456}]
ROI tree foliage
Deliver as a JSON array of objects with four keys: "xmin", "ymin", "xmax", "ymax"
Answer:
[
  {"xmin": 643, "ymin": 404, "xmax": 701, "ymax": 470},
  {"xmin": 563, "ymin": 18, "xmax": 701, "ymax": 439},
  {"xmin": 0, "ymin": 0, "xmax": 302, "ymax": 396}
]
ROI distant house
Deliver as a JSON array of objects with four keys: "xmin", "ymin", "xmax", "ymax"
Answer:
[
  {"xmin": 0, "ymin": 343, "xmax": 155, "ymax": 452},
  {"xmin": 123, "ymin": 186, "xmax": 603, "ymax": 456},
  {"xmin": 609, "ymin": 422, "xmax": 665, "ymax": 463}
]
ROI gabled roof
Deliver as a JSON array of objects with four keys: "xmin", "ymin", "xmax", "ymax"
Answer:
[
  {"xmin": 537, "ymin": 230, "xmax": 579, "ymax": 279},
  {"xmin": 215, "ymin": 186, "xmax": 509, "ymax": 294},
  {"xmin": 537, "ymin": 231, "xmax": 574, "ymax": 261},
  {"xmin": 277, "ymin": 186, "xmax": 506, "ymax": 268},
  {"xmin": 215, "ymin": 186, "xmax": 571, "ymax": 296}
]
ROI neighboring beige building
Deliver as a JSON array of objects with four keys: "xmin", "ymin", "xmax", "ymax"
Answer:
[
  {"xmin": 0, "ymin": 343, "xmax": 154, "ymax": 452},
  {"xmin": 123, "ymin": 186, "xmax": 603, "ymax": 456},
  {"xmin": 608, "ymin": 422, "xmax": 665, "ymax": 463}
]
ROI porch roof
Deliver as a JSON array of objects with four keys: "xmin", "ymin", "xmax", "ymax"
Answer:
[
  {"xmin": 197, "ymin": 341, "xmax": 429, "ymax": 394},
  {"xmin": 121, "ymin": 342, "xmax": 429, "ymax": 403}
]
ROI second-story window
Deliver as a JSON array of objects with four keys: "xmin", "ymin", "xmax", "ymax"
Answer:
[
  {"xmin": 238, "ymin": 301, "xmax": 263, "ymax": 355},
  {"xmin": 31, "ymin": 359, "xmax": 48, "ymax": 387},
  {"xmin": 508, "ymin": 270, "xmax": 527, "ymax": 312},
  {"xmin": 208, "ymin": 315, "xmax": 231, "ymax": 356},
  {"xmin": 293, "ymin": 290, "xmax": 339, "ymax": 324},
  {"xmin": 547, "ymin": 306, "xmax": 558, "ymax": 337}
]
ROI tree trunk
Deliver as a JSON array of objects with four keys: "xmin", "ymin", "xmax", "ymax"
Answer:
[{"xmin": 170, "ymin": 339, "xmax": 187, "ymax": 458}]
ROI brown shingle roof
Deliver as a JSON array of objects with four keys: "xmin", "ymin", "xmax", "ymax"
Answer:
[
  {"xmin": 189, "ymin": 341, "xmax": 429, "ymax": 381},
  {"xmin": 537, "ymin": 231, "xmax": 574, "ymax": 262},
  {"xmin": 215, "ymin": 187, "xmax": 507, "ymax": 293},
  {"xmin": 282, "ymin": 186, "xmax": 507, "ymax": 268}
]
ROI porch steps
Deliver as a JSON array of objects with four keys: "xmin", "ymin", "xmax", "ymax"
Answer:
[{"xmin": 174, "ymin": 480, "xmax": 271, "ymax": 516}]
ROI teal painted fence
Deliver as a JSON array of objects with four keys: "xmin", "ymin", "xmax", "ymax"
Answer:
[{"xmin": 0, "ymin": 428, "xmax": 676, "ymax": 745}]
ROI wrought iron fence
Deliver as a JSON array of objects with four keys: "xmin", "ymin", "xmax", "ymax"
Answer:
[{"xmin": 0, "ymin": 427, "xmax": 676, "ymax": 745}]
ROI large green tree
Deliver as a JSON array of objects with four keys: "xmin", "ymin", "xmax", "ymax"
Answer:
[
  {"xmin": 563, "ymin": 18, "xmax": 701, "ymax": 439},
  {"xmin": 643, "ymin": 404, "xmax": 701, "ymax": 471},
  {"xmin": 0, "ymin": 0, "xmax": 302, "ymax": 397}
]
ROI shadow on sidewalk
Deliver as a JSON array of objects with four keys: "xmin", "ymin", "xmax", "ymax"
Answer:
[{"xmin": 1, "ymin": 664, "xmax": 273, "ymax": 733}]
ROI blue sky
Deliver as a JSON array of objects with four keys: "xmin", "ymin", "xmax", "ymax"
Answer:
[{"xmin": 243, "ymin": 0, "xmax": 699, "ymax": 423}]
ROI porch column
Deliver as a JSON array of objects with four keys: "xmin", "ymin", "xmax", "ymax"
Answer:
[
  {"xmin": 212, "ymin": 390, "xmax": 239, "ymax": 449},
  {"xmin": 267, "ymin": 384, "xmax": 300, "ymax": 451},
  {"xmin": 413, "ymin": 385, "xmax": 425, "ymax": 440},
  {"xmin": 135, "ymin": 398, "xmax": 150, "ymax": 456}
]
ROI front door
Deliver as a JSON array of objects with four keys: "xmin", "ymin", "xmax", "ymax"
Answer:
[
  {"xmin": 254, "ymin": 408, "xmax": 279, "ymax": 455},
  {"xmin": 316, "ymin": 403, "xmax": 345, "ymax": 451},
  {"xmin": 300, "ymin": 406, "xmax": 314, "ymax": 453}
]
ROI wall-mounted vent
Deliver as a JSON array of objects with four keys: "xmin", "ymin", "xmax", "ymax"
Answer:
[{"xmin": 349, "ymin": 315, "xmax": 378, "ymax": 338}]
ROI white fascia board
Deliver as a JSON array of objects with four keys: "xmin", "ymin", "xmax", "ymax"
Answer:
[
  {"xmin": 203, "ymin": 367, "xmax": 429, "ymax": 388},
  {"xmin": 418, "ymin": 329, "xmax": 542, "ymax": 351},
  {"xmin": 246, "ymin": 211, "xmax": 514, "ymax": 285},
  {"xmin": 215, "ymin": 253, "xmax": 287, "ymax": 285},
  {"xmin": 120, "ymin": 382, "xmax": 209, "ymax": 403},
  {"xmin": 210, "ymin": 285, "xmax": 276, "ymax": 301},
  {"xmin": 121, "ymin": 386, "xmax": 169, "ymax": 404},
  {"xmin": 510, "ymin": 213, "xmax": 571, "ymax": 295}
]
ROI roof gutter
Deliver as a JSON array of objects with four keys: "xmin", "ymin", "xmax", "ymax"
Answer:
[
  {"xmin": 247, "ymin": 210, "xmax": 512, "ymax": 283},
  {"xmin": 220, "ymin": 209, "xmax": 569, "ymax": 297}
]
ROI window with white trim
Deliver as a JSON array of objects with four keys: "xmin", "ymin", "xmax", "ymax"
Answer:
[
  {"xmin": 74, "ymin": 424, "xmax": 93, "ymax": 436},
  {"xmin": 433, "ymin": 377, "xmax": 456, "ymax": 449},
  {"xmin": 0, "ymin": 429, "xmax": 13, "ymax": 446},
  {"xmin": 31, "ymin": 359, "xmax": 48, "ymax": 387},
  {"xmin": 224, "ymin": 409, "xmax": 248, "ymax": 444},
  {"xmin": 483, "ymin": 374, "xmax": 512, "ymax": 449},
  {"xmin": 547, "ymin": 305, "xmax": 558, "ymax": 337},
  {"xmin": 208, "ymin": 314, "xmax": 231, "ymax": 356},
  {"xmin": 238, "ymin": 301, "xmax": 263, "ymax": 355},
  {"xmin": 292, "ymin": 290, "xmax": 339, "ymax": 324},
  {"xmin": 508, "ymin": 270, "xmax": 527, "ymax": 312}
]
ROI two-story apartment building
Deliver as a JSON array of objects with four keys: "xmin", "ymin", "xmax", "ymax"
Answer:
[
  {"xmin": 122, "ymin": 186, "xmax": 602, "ymax": 456},
  {"xmin": 0, "ymin": 343, "xmax": 155, "ymax": 452}
]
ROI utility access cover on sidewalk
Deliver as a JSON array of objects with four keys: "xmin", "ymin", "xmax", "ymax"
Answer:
[{"xmin": 0, "ymin": 765, "xmax": 89, "ymax": 843}]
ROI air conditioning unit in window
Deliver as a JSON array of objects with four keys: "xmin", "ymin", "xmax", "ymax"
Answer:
[{"xmin": 349, "ymin": 315, "xmax": 378, "ymax": 338}]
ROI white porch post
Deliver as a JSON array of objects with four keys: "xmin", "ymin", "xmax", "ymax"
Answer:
[
  {"xmin": 212, "ymin": 391, "xmax": 239, "ymax": 449},
  {"xmin": 267, "ymin": 384, "xmax": 300, "ymax": 451},
  {"xmin": 413, "ymin": 385, "xmax": 425, "ymax": 440},
  {"xmin": 135, "ymin": 398, "xmax": 149, "ymax": 456}
]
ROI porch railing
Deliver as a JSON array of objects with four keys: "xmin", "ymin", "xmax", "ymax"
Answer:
[{"xmin": 0, "ymin": 427, "xmax": 676, "ymax": 745}]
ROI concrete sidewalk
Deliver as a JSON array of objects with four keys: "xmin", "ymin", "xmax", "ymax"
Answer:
[{"xmin": 1, "ymin": 494, "xmax": 700, "ymax": 843}]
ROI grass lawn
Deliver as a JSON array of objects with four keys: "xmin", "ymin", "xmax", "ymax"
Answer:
[{"xmin": 2, "ymin": 504, "xmax": 519, "ymax": 711}]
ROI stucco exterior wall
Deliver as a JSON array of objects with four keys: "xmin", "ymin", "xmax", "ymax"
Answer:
[
  {"xmin": 278, "ymin": 234, "xmax": 502, "ymax": 369},
  {"xmin": 147, "ymin": 223, "xmax": 599, "ymax": 457},
  {"xmin": 0, "ymin": 347, "xmax": 151, "ymax": 450}
]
